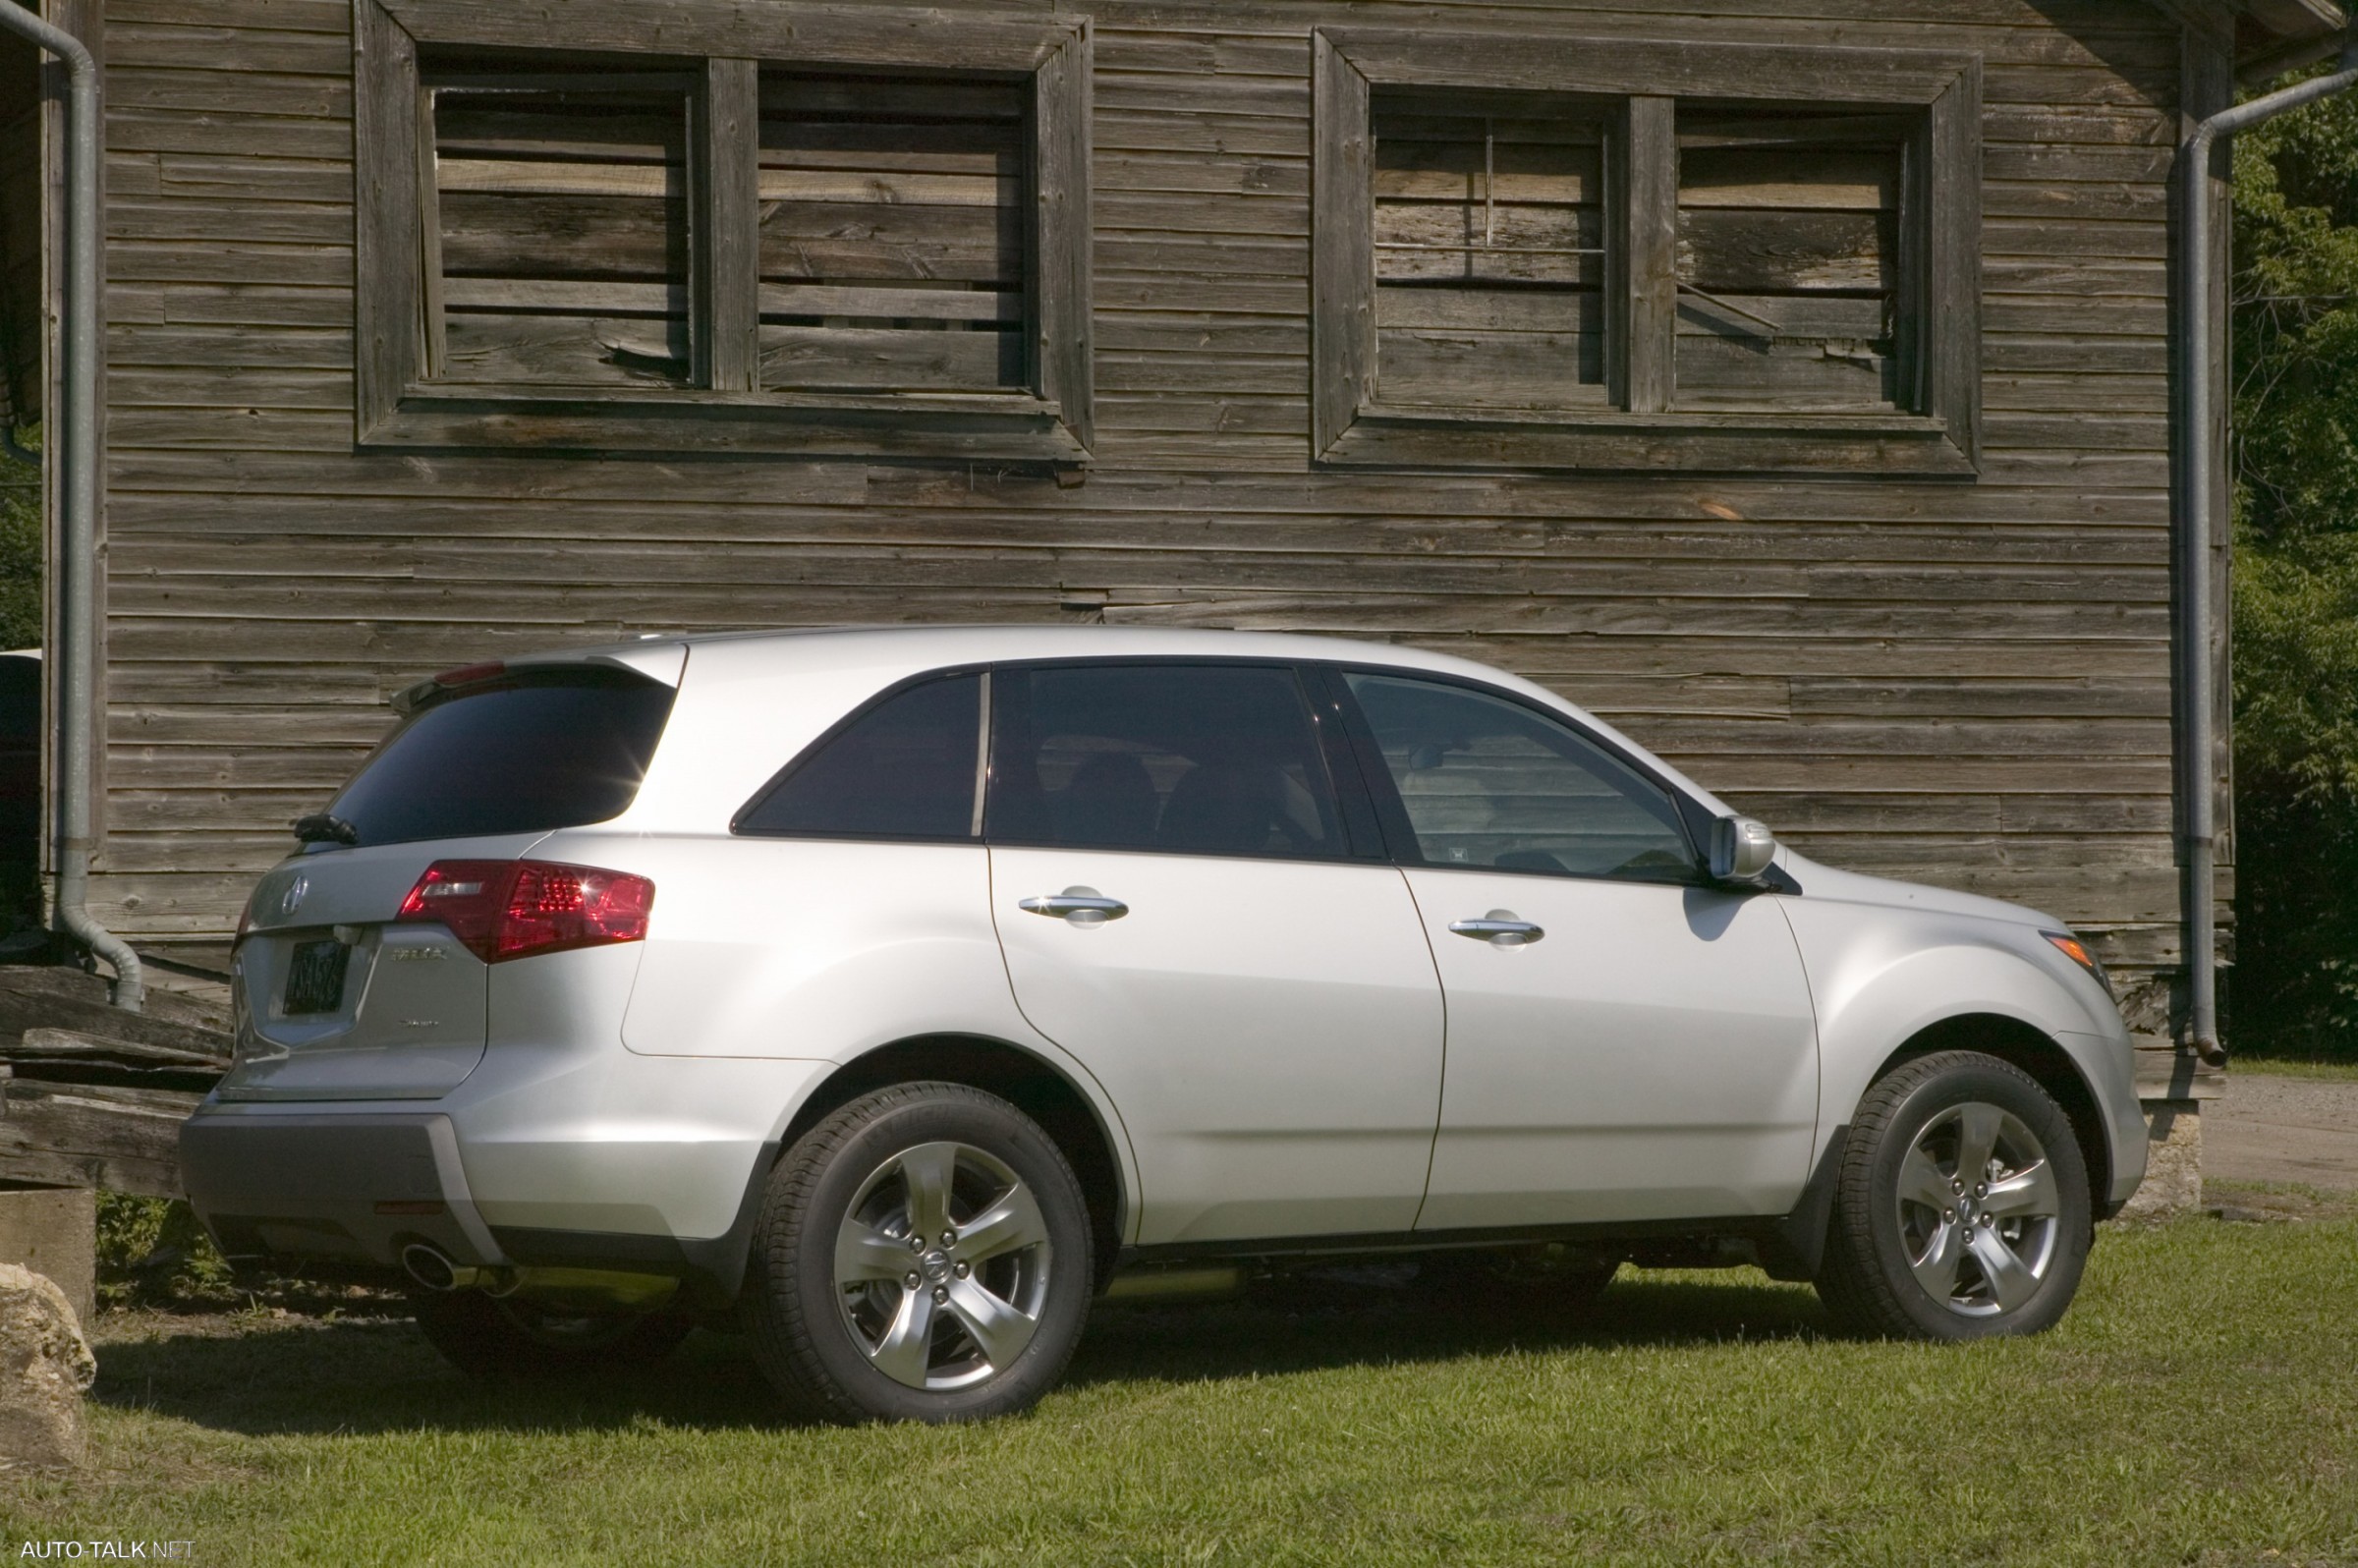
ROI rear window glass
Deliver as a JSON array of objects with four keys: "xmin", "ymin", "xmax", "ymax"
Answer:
[
  {"xmin": 736, "ymin": 674, "xmax": 982, "ymax": 840},
  {"xmin": 326, "ymin": 670, "xmax": 675, "ymax": 846}
]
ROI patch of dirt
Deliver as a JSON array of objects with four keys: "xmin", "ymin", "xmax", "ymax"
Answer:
[
  {"xmin": 89, "ymin": 1296, "xmax": 411, "ymax": 1347},
  {"xmin": 2205, "ymin": 1075, "xmax": 2358, "ymax": 1192},
  {"xmin": 2199, "ymin": 1180, "xmax": 2355, "ymax": 1224}
]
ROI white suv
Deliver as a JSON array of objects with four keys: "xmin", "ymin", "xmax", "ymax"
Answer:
[{"xmin": 182, "ymin": 627, "xmax": 2147, "ymax": 1423}]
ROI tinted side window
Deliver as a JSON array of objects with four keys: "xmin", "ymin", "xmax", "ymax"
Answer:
[
  {"xmin": 328, "ymin": 671, "xmax": 675, "ymax": 847},
  {"xmin": 1344, "ymin": 673, "xmax": 1695, "ymax": 881},
  {"xmin": 987, "ymin": 665, "xmax": 1344, "ymax": 860},
  {"xmin": 738, "ymin": 674, "xmax": 982, "ymax": 839}
]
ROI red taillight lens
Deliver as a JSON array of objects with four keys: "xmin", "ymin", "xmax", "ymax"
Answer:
[
  {"xmin": 497, "ymin": 861, "xmax": 654, "ymax": 959},
  {"xmin": 397, "ymin": 859, "xmax": 653, "ymax": 964},
  {"xmin": 396, "ymin": 860, "xmax": 511, "ymax": 960}
]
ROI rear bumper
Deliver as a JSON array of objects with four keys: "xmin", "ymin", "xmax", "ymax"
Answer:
[
  {"xmin": 179, "ymin": 1108, "xmax": 782, "ymax": 1308},
  {"xmin": 181, "ymin": 1112, "xmax": 501, "ymax": 1271},
  {"xmin": 180, "ymin": 1051, "xmax": 833, "ymax": 1305}
]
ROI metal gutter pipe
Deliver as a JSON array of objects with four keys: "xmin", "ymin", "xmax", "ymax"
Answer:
[
  {"xmin": 0, "ymin": 0, "xmax": 140, "ymax": 1010},
  {"xmin": 2178, "ymin": 36, "xmax": 2358, "ymax": 1068}
]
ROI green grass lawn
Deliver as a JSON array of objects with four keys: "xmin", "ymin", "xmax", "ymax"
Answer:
[{"xmin": 8, "ymin": 1195, "xmax": 2357, "ymax": 1567}]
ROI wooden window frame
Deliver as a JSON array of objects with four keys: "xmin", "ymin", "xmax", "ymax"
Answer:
[
  {"xmin": 355, "ymin": 0, "xmax": 1092, "ymax": 463},
  {"xmin": 1313, "ymin": 29, "xmax": 1981, "ymax": 476}
]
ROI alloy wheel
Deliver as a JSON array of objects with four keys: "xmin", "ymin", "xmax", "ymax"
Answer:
[
  {"xmin": 1894, "ymin": 1100, "xmax": 2062, "ymax": 1316},
  {"xmin": 833, "ymin": 1140, "xmax": 1053, "ymax": 1390}
]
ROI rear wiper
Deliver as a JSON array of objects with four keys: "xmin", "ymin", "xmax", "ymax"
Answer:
[{"xmin": 293, "ymin": 813, "xmax": 359, "ymax": 846}]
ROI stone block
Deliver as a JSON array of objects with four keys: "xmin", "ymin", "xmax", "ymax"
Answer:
[
  {"xmin": 0, "ymin": 1184, "xmax": 96, "ymax": 1325},
  {"xmin": 0, "ymin": 1261, "xmax": 96, "ymax": 1468},
  {"xmin": 2116, "ymin": 1098, "xmax": 2202, "ymax": 1221}
]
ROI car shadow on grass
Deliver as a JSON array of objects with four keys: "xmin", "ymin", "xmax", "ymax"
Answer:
[
  {"xmin": 1067, "ymin": 1267, "xmax": 1828, "ymax": 1391},
  {"xmin": 90, "ymin": 1313, "xmax": 789, "ymax": 1438},
  {"xmin": 88, "ymin": 1268, "xmax": 1830, "ymax": 1438}
]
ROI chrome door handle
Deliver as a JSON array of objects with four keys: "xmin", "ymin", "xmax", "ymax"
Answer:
[
  {"xmin": 1449, "ymin": 910, "xmax": 1544, "ymax": 947},
  {"xmin": 1019, "ymin": 886, "xmax": 1129, "ymax": 925}
]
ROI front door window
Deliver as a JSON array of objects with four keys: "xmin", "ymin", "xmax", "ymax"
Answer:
[{"xmin": 1344, "ymin": 671, "xmax": 1693, "ymax": 881}]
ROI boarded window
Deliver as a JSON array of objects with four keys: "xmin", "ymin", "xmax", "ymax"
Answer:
[
  {"xmin": 1313, "ymin": 29, "xmax": 1979, "ymax": 474},
  {"xmin": 427, "ymin": 65, "xmax": 694, "ymax": 388},
  {"xmin": 1675, "ymin": 112, "xmax": 1905, "ymax": 413},
  {"xmin": 358, "ymin": 3, "xmax": 1092, "ymax": 457},
  {"xmin": 1372, "ymin": 92, "xmax": 1607, "ymax": 412},
  {"xmin": 757, "ymin": 72, "xmax": 1030, "ymax": 393}
]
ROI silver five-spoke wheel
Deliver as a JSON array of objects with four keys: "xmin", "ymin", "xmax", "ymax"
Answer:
[
  {"xmin": 1895, "ymin": 1100, "xmax": 2062, "ymax": 1317},
  {"xmin": 834, "ymin": 1140, "xmax": 1053, "ymax": 1391}
]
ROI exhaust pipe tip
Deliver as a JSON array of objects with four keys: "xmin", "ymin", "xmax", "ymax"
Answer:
[{"xmin": 401, "ymin": 1243, "xmax": 482, "ymax": 1292}]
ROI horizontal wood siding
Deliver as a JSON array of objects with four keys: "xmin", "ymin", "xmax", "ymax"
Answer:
[
  {"xmin": 757, "ymin": 72, "xmax": 1033, "ymax": 392},
  {"xmin": 88, "ymin": 0, "xmax": 2199, "ymax": 1018},
  {"xmin": 1372, "ymin": 97, "xmax": 1610, "ymax": 411},
  {"xmin": 427, "ymin": 71, "xmax": 696, "ymax": 387},
  {"xmin": 1674, "ymin": 110, "xmax": 1905, "ymax": 413}
]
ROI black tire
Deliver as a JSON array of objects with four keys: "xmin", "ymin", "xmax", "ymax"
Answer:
[
  {"xmin": 1816, "ymin": 1049, "xmax": 2093, "ymax": 1341},
  {"xmin": 412, "ymin": 1290, "xmax": 695, "ymax": 1379},
  {"xmin": 745, "ymin": 1081, "xmax": 1094, "ymax": 1425}
]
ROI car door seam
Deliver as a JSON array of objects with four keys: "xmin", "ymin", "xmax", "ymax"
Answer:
[{"xmin": 1396, "ymin": 867, "xmax": 1451, "ymax": 1234}]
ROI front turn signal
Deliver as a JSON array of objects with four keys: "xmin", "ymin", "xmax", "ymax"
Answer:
[{"xmin": 2043, "ymin": 930, "xmax": 2112, "ymax": 998}]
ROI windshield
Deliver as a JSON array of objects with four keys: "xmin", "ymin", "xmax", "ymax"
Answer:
[{"xmin": 323, "ymin": 669, "xmax": 675, "ymax": 846}]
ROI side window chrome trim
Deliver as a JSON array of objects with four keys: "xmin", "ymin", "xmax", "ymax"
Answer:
[{"xmin": 971, "ymin": 670, "xmax": 993, "ymax": 839}]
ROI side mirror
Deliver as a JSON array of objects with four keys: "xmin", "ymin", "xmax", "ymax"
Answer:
[{"xmin": 1710, "ymin": 815, "xmax": 1777, "ymax": 883}]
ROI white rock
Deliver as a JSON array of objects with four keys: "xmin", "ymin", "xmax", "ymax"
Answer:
[{"xmin": 0, "ymin": 1261, "xmax": 97, "ymax": 1468}]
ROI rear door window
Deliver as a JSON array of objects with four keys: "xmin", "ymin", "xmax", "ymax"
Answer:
[
  {"xmin": 327, "ymin": 668, "xmax": 674, "ymax": 846},
  {"xmin": 986, "ymin": 663, "xmax": 1346, "ymax": 860},
  {"xmin": 736, "ymin": 673, "xmax": 983, "ymax": 840}
]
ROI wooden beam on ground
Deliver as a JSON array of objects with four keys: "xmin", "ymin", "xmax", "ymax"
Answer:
[{"xmin": 0, "ymin": 1068, "xmax": 196, "ymax": 1198}]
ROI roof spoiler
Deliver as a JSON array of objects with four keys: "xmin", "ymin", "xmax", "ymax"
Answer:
[{"xmin": 387, "ymin": 642, "xmax": 688, "ymax": 716}]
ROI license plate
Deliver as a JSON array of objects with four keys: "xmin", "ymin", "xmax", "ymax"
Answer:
[{"xmin": 282, "ymin": 938, "xmax": 352, "ymax": 1016}]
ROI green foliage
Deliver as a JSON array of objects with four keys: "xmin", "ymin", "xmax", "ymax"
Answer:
[
  {"xmin": 2230, "ymin": 84, "xmax": 2358, "ymax": 1060},
  {"xmin": 2232, "ymin": 534, "xmax": 2358, "ymax": 799},
  {"xmin": 94, "ymin": 1192, "xmax": 238, "ymax": 1310},
  {"xmin": 2230, "ymin": 791, "xmax": 2358, "ymax": 1057},
  {"xmin": 0, "ymin": 420, "xmax": 39, "ymax": 651}
]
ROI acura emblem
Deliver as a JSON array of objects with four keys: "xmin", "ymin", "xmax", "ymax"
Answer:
[{"xmin": 279, "ymin": 875, "xmax": 309, "ymax": 917}]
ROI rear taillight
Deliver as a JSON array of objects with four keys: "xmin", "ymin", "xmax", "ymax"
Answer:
[{"xmin": 396, "ymin": 859, "xmax": 654, "ymax": 964}]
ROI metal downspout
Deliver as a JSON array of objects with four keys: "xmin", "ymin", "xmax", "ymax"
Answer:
[
  {"xmin": 1, "ymin": 0, "xmax": 140, "ymax": 1009},
  {"xmin": 2179, "ymin": 37, "xmax": 2358, "ymax": 1067}
]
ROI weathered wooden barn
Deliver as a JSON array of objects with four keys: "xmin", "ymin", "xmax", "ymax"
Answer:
[{"xmin": 3, "ymin": 0, "xmax": 2349, "ymax": 1194}]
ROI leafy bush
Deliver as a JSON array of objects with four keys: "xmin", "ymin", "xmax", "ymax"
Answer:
[
  {"xmin": 95, "ymin": 1192, "xmax": 238, "ymax": 1309},
  {"xmin": 2230, "ymin": 84, "xmax": 2358, "ymax": 1062},
  {"xmin": 0, "ymin": 421, "xmax": 39, "ymax": 650}
]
